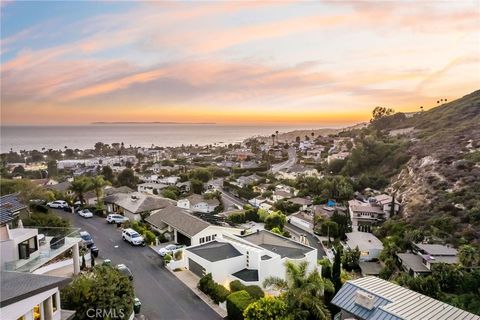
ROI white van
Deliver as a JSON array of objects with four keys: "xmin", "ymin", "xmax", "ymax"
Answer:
[{"xmin": 122, "ymin": 228, "xmax": 145, "ymax": 246}]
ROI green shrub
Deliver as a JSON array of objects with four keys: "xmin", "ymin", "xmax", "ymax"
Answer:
[
  {"xmin": 143, "ymin": 230, "xmax": 156, "ymax": 245},
  {"xmin": 229, "ymin": 280, "xmax": 246, "ymax": 292},
  {"xmin": 164, "ymin": 253, "xmax": 172, "ymax": 264},
  {"xmin": 198, "ymin": 273, "xmax": 215, "ymax": 295},
  {"xmin": 212, "ymin": 284, "xmax": 230, "ymax": 304},
  {"xmin": 174, "ymin": 250, "xmax": 183, "ymax": 261},
  {"xmin": 244, "ymin": 285, "xmax": 264, "ymax": 300},
  {"xmin": 226, "ymin": 290, "xmax": 253, "ymax": 320}
]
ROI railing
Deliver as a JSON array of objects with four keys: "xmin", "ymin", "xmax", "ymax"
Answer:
[{"xmin": 3, "ymin": 226, "xmax": 82, "ymax": 272}]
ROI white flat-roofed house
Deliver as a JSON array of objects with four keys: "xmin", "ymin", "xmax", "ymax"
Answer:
[
  {"xmin": 0, "ymin": 271, "xmax": 75, "ymax": 320},
  {"xmin": 184, "ymin": 230, "xmax": 318, "ymax": 288},
  {"xmin": 345, "ymin": 232, "xmax": 384, "ymax": 262},
  {"xmin": 248, "ymin": 197, "xmax": 266, "ymax": 208},
  {"xmin": 137, "ymin": 182, "xmax": 168, "ymax": 195}
]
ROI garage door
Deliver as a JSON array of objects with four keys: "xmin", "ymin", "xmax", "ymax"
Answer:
[{"xmin": 188, "ymin": 258, "xmax": 205, "ymax": 278}]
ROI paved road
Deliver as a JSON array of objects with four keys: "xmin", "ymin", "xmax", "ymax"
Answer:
[
  {"xmin": 271, "ymin": 148, "xmax": 296, "ymax": 173},
  {"xmin": 57, "ymin": 210, "xmax": 222, "ymax": 320},
  {"xmin": 211, "ymin": 178, "xmax": 247, "ymax": 210}
]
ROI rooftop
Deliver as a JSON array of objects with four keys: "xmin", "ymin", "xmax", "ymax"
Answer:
[
  {"xmin": 332, "ymin": 276, "xmax": 479, "ymax": 320},
  {"xmin": 397, "ymin": 253, "xmax": 431, "ymax": 273},
  {"xmin": 145, "ymin": 206, "xmax": 210, "ymax": 237},
  {"xmin": 242, "ymin": 230, "xmax": 314, "ymax": 259},
  {"xmin": 346, "ymin": 232, "xmax": 384, "ymax": 251},
  {"xmin": 104, "ymin": 192, "xmax": 174, "ymax": 214},
  {"xmin": 414, "ymin": 243, "xmax": 458, "ymax": 256},
  {"xmin": 232, "ymin": 269, "xmax": 259, "ymax": 282},
  {"xmin": 1, "ymin": 271, "xmax": 71, "ymax": 307},
  {"xmin": 0, "ymin": 194, "xmax": 27, "ymax": 225},
  {"xmin": 359, "ymin": 262, "xmax": 383, "ymax": 276},
  {"xmin": 187, "ymin": 241, "xmax": 242, "ymax": 262}
]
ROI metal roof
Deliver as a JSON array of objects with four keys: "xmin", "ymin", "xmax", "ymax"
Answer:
[
  {"xmin": 332, "ymin": 276, "xmax": 480, "ymax": 320},
  {"xmin": 0, "ymin": 194, "xmax": 27, "ymax": 225}
]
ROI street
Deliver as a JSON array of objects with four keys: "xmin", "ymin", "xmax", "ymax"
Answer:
[
  {"xmin": 270, "ymin": 148, "xmax": 296, "ymax": 173},
  {"xmin": 56, "ymin": 210, "xmax": 222, "ymax": 320}
]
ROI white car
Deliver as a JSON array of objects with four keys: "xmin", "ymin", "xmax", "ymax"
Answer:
[
  {"xmin": 78, "ymin": 209, "xmax": 94, "ymax": 218},
  {"xmin": 122, "ymin": 228, "xmax": 145, "ymax": 246},
  {"xmin": 106, "ymin": 214, "xmax": 129, "ymax": 224},
  {"xmin": 47, "ymin": 200, "xmax": 69, "ymax": 209},
  {"xmin": 158, "ymin": 244, "xmax": 183, "ymax": 257}
]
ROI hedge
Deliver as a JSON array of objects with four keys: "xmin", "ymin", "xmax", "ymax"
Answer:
[
  {"xmin": 226, "ymin": 290, "xmax": 253, "ymax": 320},
  {"xmin": 229, "ymin": 280, "xmax": 245, "ymax": 292},
  {"xmin": 244, "ymin": 285, "xmax": 264, "ymax": 300},
  {"xmin": 198, "ymin": 273, "xmax": 230, "ymax": 304}
]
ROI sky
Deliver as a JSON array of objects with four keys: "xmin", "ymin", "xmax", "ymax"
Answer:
[{"xmin": 1, "ymin": 1, "xmax": 479, "ymax": 126}]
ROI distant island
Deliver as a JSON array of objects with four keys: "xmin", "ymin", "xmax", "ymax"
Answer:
[{"xmin": 91, "ymin": 121, "xmax": 216, "ymax": 125}]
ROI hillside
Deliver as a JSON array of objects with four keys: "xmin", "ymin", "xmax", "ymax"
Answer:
[{"xmin": 388, "ymin": 90, "xmax": 480, "ymax": 244}]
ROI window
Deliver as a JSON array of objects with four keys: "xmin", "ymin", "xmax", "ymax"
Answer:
[
  {"xmin": 52, "ymin": 293, "xmax": 58, "ymax": 312},
  {"xmin": 18, "ymin": 236, "xmax": 38, "ymax": 259},
  {"xmin": 206, "ymin": 236, "xmax": 211, "ymax": 242},
  {"xmin": 200, "ymin": 237, "xmax": 205, "ymax": 244}
]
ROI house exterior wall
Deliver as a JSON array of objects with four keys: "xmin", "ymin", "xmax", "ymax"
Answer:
[
  {"xmin": 123, "ymin": 210, "xmax": 141, "ymax": 222},
  {"xmin": 0, "ymin": 287, "xmax": 62, "ymax": 320},
  {"xmin": 177, "ymin": 199, "xmax": 190, "ymax": 210},
  {"xmin": 191, "ymin": 226, "xmax": 242, "ymax": 246},
  {"xmin": 185, "ymin": 250, "xmax": 245, "ymax": 285},
  {"xmin": 289, "ymin": 216, "xmax": 313, "ymax": 232}
]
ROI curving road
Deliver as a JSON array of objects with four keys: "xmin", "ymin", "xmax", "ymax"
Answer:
[{"xmin": 270, "ymin": 148, "xmax": 296, "ymax": 173}]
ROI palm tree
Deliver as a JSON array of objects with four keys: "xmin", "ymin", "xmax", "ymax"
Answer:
[
  {"xmin": 271, "ymin": 134, "xmax": 276, "ymax": 146},
  {"xmin": 458, "ymin": 245, "xmax": 477, "ymax": 268},
  {"xmin": 263, "ymin": 261, "xmax": 334, "ymax": 320},
  {"xmin": 275, "ymin": 130, "xmax": 279, "ymax": 144},
  {"xmin": 90, "ymin": 176, "xmax": 110, "ymax": 204},
  {"xmin": 69, "ymin": 177, "xmax": 92, "ymax": 205}
]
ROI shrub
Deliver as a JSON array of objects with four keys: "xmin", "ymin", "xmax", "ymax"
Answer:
[
  {"xmin": 229, "ymin": 280, "xmax": 246, "ymax": 292},
  {"xmin": 212, "ymin": 284, "xmax": 230, "ymax": 304},
  {"xmin": 226, "ymin": 290, "xmax": 253, "ymax": 320},
  {"xmin": 244, "ymin": 285, "xmax": 264, "ymax": 300},
  {"xmin": 228, "ymin": 212, "xmax": 246, "ymax": 224},
  {"xmin": 198, "ymin": 273, "xmax": 215, "ymax": 295},
  {"xmin": 143, "ymin": 230, "xmax": 156, "ymax": 245},
  {"xmin": 164, "ymin": 253, "xmax": 172, "ymax": 264},
  {"xmin": 174, "ymin": 250, "xmax": 183, "ymax": 261}
]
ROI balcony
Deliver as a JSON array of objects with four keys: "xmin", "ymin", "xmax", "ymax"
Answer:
[{"xmin": 2, "ymin": 226, "xmax": 82, "ymax": 273}]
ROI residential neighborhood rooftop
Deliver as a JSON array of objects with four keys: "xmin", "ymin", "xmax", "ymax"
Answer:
[
  {"xmin": 104, "ymin": 192, "xmax": 174, "ymax": 214},
  {"xmin": 145, "ymin": 206, "xmax": 210, "ymax": 237},
  {"xmin": 187, "ymin": 241, "xmax": 242, "ymax": 262},
  {"xmin": 232, "ymin": 269, "xmax": 259, "ymax": 282},
  {"xmin": 414, "ymin": 243, "xmax": 458, "ymax": 256},
  {"xmin": 0, "ymin": 271, "xmax": 71, "ymax": 307},
  {"xmin": 242, "ymin": 230, "xmax": 314, "ymax": 259},
  {"xmin": 332, "ymin": 276, "xmax": 480, "ymax": 320},
  {"xmin": 396, "ymin": 253, "xmax": 430, "ymax": 273},
  {"xmin": 346, "ymin": 232, "xmax": 384, "ymax": 251}
]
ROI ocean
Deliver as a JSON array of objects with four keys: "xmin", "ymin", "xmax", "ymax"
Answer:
[{"xmin": 0, "ymin": 124, "xmax": 335, "ymax": 152}]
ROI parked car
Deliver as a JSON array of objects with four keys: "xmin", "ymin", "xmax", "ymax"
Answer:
[
  {"xmin": 78, "ymin": 209, "xmax": 94, "ymax": 218},
  {"xmin": 80, "ymin": 231, "xmax": 94, "ymax": 248},
  {"xmin": 122, "ymin": 228, "xmax": 145, "ymax": 246},
  {"xmin": 116, "ymin": 264, "xmax": 133, "ymax": 280},
  {"xmin": 106, "ymin": 214, "xmax": 129, "ymax": 224},
  {"xmin": 47, "ymin": 200, "xmax": 69, "ymax": 209},
  {"xmin": 158, "ymin": 244, "xmax": 184, "ymax": 257}
]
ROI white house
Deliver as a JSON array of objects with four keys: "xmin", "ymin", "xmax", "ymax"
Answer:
[
  {"xmin": 184, "ymin": 230, "xmax": 318, "ymax": 288},
  {"xmin": 289, "ymin": 212, "xmax": 314, "ymax": 232},
  {"xmin": 248, "ymin": 197, "xmax": 266, "ymax": 208},
  {"xmin": 177, "ymin": 194, "xmax": 220, "ymax": 213},
  {"xmin": 145, "ymin": 206, "xmax": 242, "ymax": 246},
  {"xmin": 345, "ymin": 232, "xmax": 384, "ymax": 262},
  {"xmin": 371, "ymin": 194, "xmax": 400, "ymax": 216},
  {"xmin": 0, "ymin": 271, "xmax": 75, "ymax": 320},
  {"xmin": 348, "ymin": 199, "xmax": 387, "ymax": 231},
  {"xmin": 158, "ymin": 176, "xmax": 180, "ymax": 185},
  {"xmin": 0, "ymin": 224, "xmax": 81, "ymax": 275}
]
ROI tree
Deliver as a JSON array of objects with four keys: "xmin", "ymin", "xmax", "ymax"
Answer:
[
  {"xmin": 342, "ymin": 247, "xmax": 360, "ymax": 271},
  {"xmin": 332, "ymin": 247, "xmax": 342, "ymax": 293},
  {"xmin": 371, "ymin": 106, "xmax": 395, "ymax": 122},
  {"xmin": 47, "ymin": 160, "xmax": 58, "ymax": 177},
  {"xmin": 101, "ymin": 165, "xmax": 114, "ymax": 183},
  {"xmin": 116, "ymin": 168, "xmax": 137, "ymax": 189},
  {"xmin": 69, "ymin": 177, "xmax": 92, "ymax": 205},
  {"xmin": 243, "ymin": 296, "xmax": 289, "ymax": 320},
  {"xmin": 458, "ymin": 245, "xmax": 478, "ymax": 268},
  {"xmin": 190, "ymin": 178, "xmax": 204, "ymax": 194},
  {"xmin": 188, "ymin": 168, "xmax": 212, "ymax": 183},
  {"xmin": 264, "ymin": 211, "xmax": 287, "ymax": 231},
  {"xmin": 90, "ymin": 176, "xmax": 109, "ymax": 203},
  {"xmin": 431, "ymin": 263, "xmax": 462, "ymax": 293},
  {"xmin": 263, "ymin": 261, "xmax": 334, "ymax": 320},
  {"xmin": 61, "ymin": 266, "xmax": 134, "ymax": 320}
]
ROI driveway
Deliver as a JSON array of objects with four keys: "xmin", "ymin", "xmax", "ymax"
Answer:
[{"xmin": 56, "ymin": 210, "xmax": 222, "ymax": 320}]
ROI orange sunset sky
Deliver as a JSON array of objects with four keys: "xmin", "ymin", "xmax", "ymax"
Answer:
[{"xmin": 1, "ymin": 1, "xmax": 479, "ymax": 126}]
